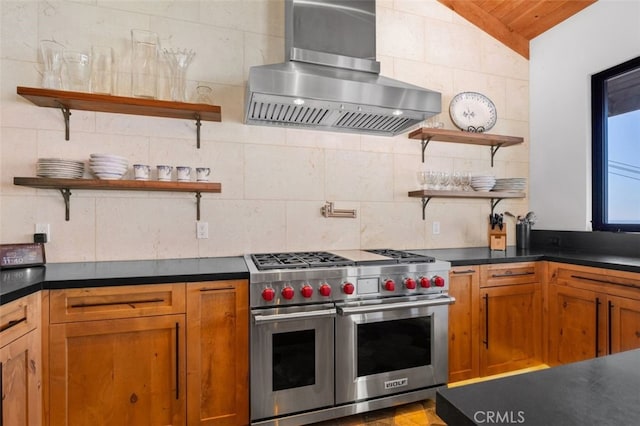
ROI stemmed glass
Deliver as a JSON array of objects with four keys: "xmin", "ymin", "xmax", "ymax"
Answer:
[
  {"xmin": 417, "ymin": 171, "xmax": 428, "ymax": 189},
  {"xmin": 452, "ymin": 171, "xmax": 463, "ymax": 191}
]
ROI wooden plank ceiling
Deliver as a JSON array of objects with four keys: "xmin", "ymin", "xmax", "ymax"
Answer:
[{"xmin": 437, "ymin": 0, "xmax": 598, "ymax": 59}]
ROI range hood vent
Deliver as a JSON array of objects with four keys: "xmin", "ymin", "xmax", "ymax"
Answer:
[{"xmin": 244, "ymin": 0, "xmax": 441, "ymax": 136}]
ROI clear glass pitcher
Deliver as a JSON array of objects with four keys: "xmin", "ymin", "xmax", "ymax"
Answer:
[{"xmin": 130, "ymin": 29, "xmax": 159, "ymax": 98}]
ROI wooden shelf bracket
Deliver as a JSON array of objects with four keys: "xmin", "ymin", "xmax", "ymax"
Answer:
[
  {"xmin": 490, "ymin": 144, "xmax": 503, "ymax": 167},
  {"xmin": 195, "ymin": 113, "xmax": 202, "ymax": 149},
  {"xmin": 59, "ymin": 188, "xmax": 72, "ymax": 221},
  {"xmin": 420, "ymin": 196, "xmax": 432, "ymax": 220},
  {"xmin": 491, "ymin": 198, "xmax": 504, "ymax": 216},
  {"xmin": 195, "ymin": 192, "xmax": 202, "ymax": 221},
  {"xmin": 420, "ymin": 136, "xmax": 433, "ymax": 163}
]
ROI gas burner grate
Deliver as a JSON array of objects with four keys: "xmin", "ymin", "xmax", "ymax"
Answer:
[
  {"xmin": 364, "ymin": 249, "xmax": 436, "ymax": 264},
  {"xmin": 250, "ymin": 251, "xmax": 355, "ymax": 270}
]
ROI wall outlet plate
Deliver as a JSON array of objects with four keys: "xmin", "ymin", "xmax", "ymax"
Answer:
[{"xmin": 196, "ymin": 221, "xmax": 209, "ymax": 239}]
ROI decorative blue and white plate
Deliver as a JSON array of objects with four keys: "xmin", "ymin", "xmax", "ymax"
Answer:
[{"xmin": 449, "ymin": 92, "xmax": 497, "ymax": 133}]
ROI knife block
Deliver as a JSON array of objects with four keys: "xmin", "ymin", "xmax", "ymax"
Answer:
[{"xmin": 488, "ymin": 226, "xmax": 507, "ymax": 251}]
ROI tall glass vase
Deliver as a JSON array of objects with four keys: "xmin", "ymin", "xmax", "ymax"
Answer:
[{"xmin": 163, "ymin": 48, "xmax": 195, "ymax": 102}]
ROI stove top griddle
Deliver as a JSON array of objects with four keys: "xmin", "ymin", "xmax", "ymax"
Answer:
[{"xmin": 364, "ymin": 249, "xmax": 436, "ymax": 263}]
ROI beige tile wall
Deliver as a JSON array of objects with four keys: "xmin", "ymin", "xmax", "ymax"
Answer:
[{"xmin": 0, "ymin": 0, "xmax": 529, "ymax": 262}]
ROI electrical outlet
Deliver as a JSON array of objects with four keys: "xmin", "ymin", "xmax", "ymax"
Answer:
[
  {"xmin": 35, "ymin": 223, "xmax": 51, "ymax": 242},
  {"xmin": 432, "ymin": 221, "xmax": 440, "ymax": 235},
  {"xmin": 196, "ymin": 221, "xmax": 209, "ymax": 239}
]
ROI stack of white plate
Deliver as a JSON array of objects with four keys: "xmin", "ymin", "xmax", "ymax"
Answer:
[
  {"xmin": 492, "ymin": 178, "xmax": 527, "ymax": 192},
  {"xmin": 470, "ymin": 175, "xmax": 496, "ymax": 192},
  {"xmin": 37, "ymin": 158, "xmax": 84, "ymax": 179},
  {"xmin": 89, "ymin": 153, "xmax": 128, "ymax": 180}
]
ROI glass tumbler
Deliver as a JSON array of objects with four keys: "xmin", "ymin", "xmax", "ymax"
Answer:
[
  {"xmin": 63, "ymin": 50, "xmax": 91, "ymax": 92},
  {"xmin": 192, "ymin": 85, "xmax": 214, "ymax": 104},
  {"xmin": 90, "ymin": 45, "xmax": 114, "ymax": 94},
  {"xmin": 131, "ymin": 29, "xmax": 159, "ymax": 98},
  {"xmin": 40, "ymin": 40, "xmax": 65, "ymax": 89}
]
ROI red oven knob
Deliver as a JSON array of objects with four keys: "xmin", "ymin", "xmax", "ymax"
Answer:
[
  {"xmin": 405, "ymin": 278, "xmax": 417, "ymax": 289},
  {"xmin": 281, "ymin": 286, "xmax": 295, "ymax": 300},
  {"xmin": 432, "ymin": 275, "xmax": 445, "ymax": 287},
  {"xmin": 342, "ymin": 282, "xmax": 355, "ymax": 295},
  {"xmin": 319, "ymin": 283, "xmax": 332, "ymax": 297},
  {"xmin": 384, "ymin": 279, "xmax": 395, "ymax": 291},
  {"xmin": 262, "ymin": 287, "xmax": 275, "ymax": 301},
  {"xmin": 301, "ymin": 285, "xmax": 313, "ymax": 298},
  {"xmin": 419, "ymin": 276, "xmax": 431, "ymax": 288}
]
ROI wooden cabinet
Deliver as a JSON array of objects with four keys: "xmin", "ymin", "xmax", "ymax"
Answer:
[
  {"xmin": 478, "ymin": 263, "xmax": 543, "ymax": 376},
  {"xmin": 548, "ymin": 263, "xmax": 640, "ymax": 366},
  {"xmin": 447, "ymin": 266, "xmax": 480, "ymax": 382},
  {"xmin": 0, "ymin": 292, "xmax": 42, "ymax": 426},
  {"xmin": 186, "ymin": 280, "xmax": 249, "ymax": 426},
  {"xmin": 48, "ymin": 284, "xmax": 187, "ymax": 426}
]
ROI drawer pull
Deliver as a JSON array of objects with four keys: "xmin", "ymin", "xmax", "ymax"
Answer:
[
  {"xmin": 199, "ymin": 287, "xmax": 233, "ymax": 292},
  {"xmin": 452, "ymin": 269, "xmax": 476, "ymax": 274},
  {"xmin": 69, "ymin": 298, "xmax": 165, "ymax": 309},
  {"xmin": 491, "ymin": 271, "xmax": 535, "ymax": 278},
  {"xmin": 570, "ymin": 275, "xmax": 639, "ymax": 289},
  {"xmin": 0, "ymin": 316, "xmax": 27, "ymax": 332}
]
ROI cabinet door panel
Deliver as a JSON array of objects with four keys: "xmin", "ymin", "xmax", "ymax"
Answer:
[
  {"xmin": 49, "ymin": 314, "xmax": 186, "ymax": 426},
  {"xmin": 480, "ymin": 284, "xmax": 541, "ymax": 376},
  {"xmin": 548, "ymin": 285, "xmax": 599, "ymax": 365},
  {"xmin": 609, "ymin": 295, "xmax": 640, "ymax": 354},
  {"xmin": 186, "ymin": 280, "xmax": 249, "ymax": 426},
  {"xmin": 448, "ymin": 267, "xmax": 479, "ymax": 382},
  {"xmin": 1, "ymin": 329, "xmax": 41, "ymax": 426}
]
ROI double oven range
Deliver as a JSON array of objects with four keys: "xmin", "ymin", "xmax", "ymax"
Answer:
[{"xmin": 245, "ymin": 249, "xmax": 454, "ymax": 426}]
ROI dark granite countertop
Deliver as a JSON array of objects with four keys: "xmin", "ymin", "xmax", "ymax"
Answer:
[
  {"xmin": 436, "ymin": 349, "xmax": 640, "ymax": 426},
  {"xmin": 1, "ymin": 256, "xmax": 249, "ymax": 305}
]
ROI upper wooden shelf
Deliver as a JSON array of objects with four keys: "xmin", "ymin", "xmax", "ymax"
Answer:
[
  {"xmin": 16, "ymin": 86, "xmax": 221, "ymax": 146},
  {"xmin": 14, "ymin": 177, "xmax": 221, "ymax": 221},
  {"xmin": 408, "ymin": 128, "xmax": 524, "ymax": 165}
]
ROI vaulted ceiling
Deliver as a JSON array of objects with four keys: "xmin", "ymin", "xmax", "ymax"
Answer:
[{"xmin": 437, "ymin": 0, "xmax": 598, "ymax": 59}]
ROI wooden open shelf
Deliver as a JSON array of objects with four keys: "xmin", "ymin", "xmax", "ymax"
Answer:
[
  {"xmin": 14, "ymin": 177, "xmax": 221, "ymax": 221},
  {"xmin": 408, "ymin": 128, "xmax": 524, "ymax": 166},
  {"xmin": 16, "ymin": 86, "xmax": 221, "ymax": 147},
  {"xmin": 408, "ymin": 189, "xmax": 526, "ymax": 220}
]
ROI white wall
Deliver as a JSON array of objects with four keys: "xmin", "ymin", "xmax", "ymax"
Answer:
[
  {"xmin": 530, "ymin": 0, "xmax": 640, "ymax": 231},
  {"xmin": 0, "ymin": 0, "xmax": 529, "ymax": 262}
]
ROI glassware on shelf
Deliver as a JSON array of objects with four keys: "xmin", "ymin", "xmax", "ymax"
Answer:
[
  {"xmin": 417, "ymin": 171, "xmax": 428, "ymax": 189},
  {"xmin": 163, "ymin": 48, "xmax": 195, "ymax": 102},
  {"xmin": 452, "ymin": 171, "xmax": 463, "ymax": 191},
  {"xmin": 90, "ymin": 45, "xmax": 114, "ymax": 94},
  {"xmin": 437, "ymin": 171, "xmax": 451, "ymax": 191},
  {"xmin": 131, "ymin": 29, "xmax": 159, "ymax": 98},
  {"xmin": 63, "ymin": 50, "xmax": 91, "ymax": 92},
  {"xmin": 192, "ymin": 85, "xmax": 214, "ymax": 104},
  {"xmin": 462, "ymin": 171, "xmax": 473, "ymax": 191},
  {"xmin": 39, "ymin": 40, "xmax": 65, "ymax": 89}
]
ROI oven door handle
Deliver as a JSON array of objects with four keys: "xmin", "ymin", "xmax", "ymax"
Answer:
[
  {"xmin": 337, "ymin": 295, "xmax": 455, "ymax": 315},
  {"xmin": 252, "ymin": 308, "xmax": 337, "ymax": 324}
]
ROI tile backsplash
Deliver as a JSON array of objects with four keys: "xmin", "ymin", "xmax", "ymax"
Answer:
[{"xmin": 0, "ymin": 0, "xmax": 529, "ymax": 262}]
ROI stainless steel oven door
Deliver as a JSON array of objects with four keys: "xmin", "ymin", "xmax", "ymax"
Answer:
[
  {"xmin": 334, "ymin": 294, "xmax": 453, "ymax": 404},
  {"xmin": 250, "ymin": 303, "xmax": 336, "ymax": 421}
]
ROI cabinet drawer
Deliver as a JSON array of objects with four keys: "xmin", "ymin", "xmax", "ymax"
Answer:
[
  {"xmin": 50, "ymin": 283, "xmax": 185, "ymax": 323},
  {"xmin": 480, "ymin": 262, "xmax": 540, "ymax": 287},
  {"xmin": 550, "ymin": 262, "xmax": 640, "ymax": 299},
  {"xmin": 0, "ymin": 292, "xmax": 40, "ymax": 348}
]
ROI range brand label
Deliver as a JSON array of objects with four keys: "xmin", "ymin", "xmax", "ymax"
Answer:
[{"xmin": 384, "ymin": 378, "xmax": 408, "ymax": 390}]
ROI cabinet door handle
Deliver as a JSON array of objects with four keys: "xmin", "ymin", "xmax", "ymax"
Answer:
[
  {"xmin": 175, "ymin": 322, "xmax": 180, "ymax": 400},
  {"xmin": 571, "ymin": 275, "xmax": 638, "ymax": 290},
  {"xmin": 0, "ymin": 316, "xmax": 27, "ymax": 332},
  {"xmin": 70, "ymin": 298, "xmax": 165, "ymax": 309},
  {"xmin": 483, "ymin": 294, "xmax": 489, "ymax": 349},
  {"xmin": 595, "ymin": 297, "xmax": 601, "ymax": 357},
  {"xmin": 491, "ymin": 271, "xmax": 535, "ymax": 278},
  {"xmin": 452, "ymin": 269, "xmax": 476, "ymax": 274},
  {"xmin": 199, "ymin": 287, "xmax": 233, "ymax": 292},
  {"xmin": 608, "ymin": 300, "xmax": 614, "ymax": 355}
]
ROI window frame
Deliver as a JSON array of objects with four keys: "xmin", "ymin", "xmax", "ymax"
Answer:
[{"xmin": 591, "ymin": 56, "xmax": 640, "ymax": 232}]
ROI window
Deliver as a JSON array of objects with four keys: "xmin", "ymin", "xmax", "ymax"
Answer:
[{"xmin": 592, "ymin": 56, "xmax": 640, "ymax": 232}]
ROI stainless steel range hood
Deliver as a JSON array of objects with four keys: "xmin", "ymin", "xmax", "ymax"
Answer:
[{"xmin": 244, "ymin": 0, "xmax": 442, "ymax": 136}]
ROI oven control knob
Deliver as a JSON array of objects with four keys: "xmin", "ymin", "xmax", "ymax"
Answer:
[
  {"xmin": 262, "ymin": 287, "xmax": 276, "ymax": 302},
  {"xmin": 301, "ymin": 285, "xmax": 313, "ymax": 298},
  {"xmin": 384, "ymin": 279, "xmax": 395, "ymax": 291},
  {"xmin": 319, "ymin": 283, "xmax": 332, "ymax": 297},
  {"xmin": 432, "ymin": 275, "xmax": 445, "ymax": 287},
  {"xmin": 342, "ymin": 282, "xmax": 355, "ymax": 295},
  {"xmin": 281, "ymin": 286, "xmax": 295, "ymax": 300},
  {"xmin": 405, "ymin": 278, "xmax": 417, "ymax": 289},
  {"xmin": 419, "ymin": 277, "xmax": 431, "ymax": 288}
]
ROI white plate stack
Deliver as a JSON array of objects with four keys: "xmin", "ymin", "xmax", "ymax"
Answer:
[
  {"xmin": 37, "ymin": 158, "xmax": 84, "ymax": 179},
  {"xmin": 492, "ymin": 178, "xmax": 527, "ymax": 192},
  {"xmin": 89, "ymin": 153, "xmax": 128, "ymax": 180},
  {"xmin": 470, "ymin": 175, "xmax": 496, "ymax": 192}
]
